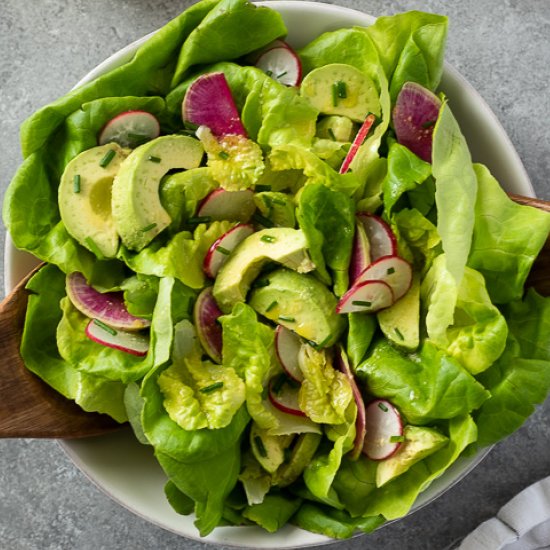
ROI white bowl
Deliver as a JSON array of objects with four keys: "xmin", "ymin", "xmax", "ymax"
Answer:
[{"xmin": 4, "ymin": 1, "xmax": 533, "ymax": 548}]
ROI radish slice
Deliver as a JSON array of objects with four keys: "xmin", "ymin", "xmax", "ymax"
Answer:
[
  {"xmin": 66, "ymin": 272, "xmax": 150, "ymax": 331},
  {"xmin": 363, "ymin": 399, "xmax": 403, "ymax": 460},
  {"xmin": 275, "ymin": 326, "xmax": 304, "ymax": 383},
  {"xmin": 339, "ymin": 113, "xmax": 377, "ymax": 174},
  {"xmin": 182, "ymin": 72, "xmax": 247, "ymax": 138},
  {"xmin": 354, "ymin": 255, "xmax": 413, "ymax": 302},
  {"xmin": 393, "ymin": 82, "xmax": 442, "ymax": 162},
  {"xmin": 203, "ymin": 223, "xmax": 255, "ymax": 279},
  {"xmin": 356, "ymin": 213, "xmax": 397, "ymax": 262},
  {"xmin": 336, "ymin": 279, "xmax": 394, "ymax": 314},
  {"xmin": 197, "ymin": 188, "xmax": 256, "ymax": 222},
  {"xmin": 98, "ymin": 110, "xmax": 160, "ymax": 148},
  {"xmin": 336, "ymin": 347, "xmax": 366, "ymax": 460},
  {"xmin": 349, "ymin": 221, "xmax": 371, "ymax": 285},
  {"xmin": 256, "ymin": 46, "xmax": 302, "ymax": 87},
  {"xmin": 193, "ymin": 287, "xmax": 223, "ymax": 363},
  {"xmin": 85, "ymin": 319, "xmax": 149, "ymax": 356},
  {"xmin": 268, "ymin": 375, "xmax": 306, "ymax": 417}
]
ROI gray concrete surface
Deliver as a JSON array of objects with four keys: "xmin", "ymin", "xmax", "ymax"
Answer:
[{"xmin": 1, "ymin": 1, "xmax": 549, "ymax": 549}]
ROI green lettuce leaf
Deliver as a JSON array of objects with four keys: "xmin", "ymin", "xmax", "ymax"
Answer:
[
  {"xmin": 242, "ymin": 492, "xmax": 302, "ymax": 533},
  {"xmin": 347, "ymin": 313, "xmax": 377, "ymax": 369}
]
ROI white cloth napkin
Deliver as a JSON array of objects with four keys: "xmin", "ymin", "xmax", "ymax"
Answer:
[{"xmin": 458, "ymin": 476, "xmax": 550, "ymax": 549}]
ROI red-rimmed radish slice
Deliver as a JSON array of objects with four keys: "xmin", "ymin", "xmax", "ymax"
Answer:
[
  {"xmin": 203, "ymin": 223, "xmax": 255, "ymax": 279},
  {"xmin": 275, "ymin": 325, "xmax": 304, "ymax": 383},
  {"xmin": 193, "ymin": 287, "xmax": 223, "ymax": 363},
  {"xmin": 336, "ymin": 347, "xmax": 366, "ymax": 460},
  {"xmin": 256, "ymin": 46, "xmax": 302, "ymax": 87},
  {"xmin": 248, "ymin": 39, "xmax": 292, "ymax": 63},
  {"xmin": 363, "ymin": 399, "xmax": 403, "ymax": 460},
  {"xmin": 356, "ymin": 213, "xmax": 397, "ymax": 262},
  {"xmin": 349, "ymin": 221, "xmax": 371, "ymax": 285},
  {"xmin": 66, "ymin": 272, "xmax": 150, "ymax": 331},
  {"xmin": 98, "ymin": 110, "xmax": 160, "ymax": 148},
  {"xmin": 339, "ymin": 113, "xmax": 377, "ymax": 174},
  {"xmin": 393, "ymin": 82, "xmax": 442, "ymax": 163},
  {"xmin": 85, "ymin": 319, "xmax": 149, "ymax": 356},
  {"xmin": 268, "ymin": 375, "xmax": 306, "ymax": 417},
  {"xmin": 354, "ymin": 255, "xmax": 413, "ymax": 302},
  {"xmin": 336, "ymin": 279, "xmax": 394, "ymax": 314},
  {"xmin": 182, "ymin": 72, "xmax": 247, "ymax": 138},
  {"xmin": 197, "ymin": 188, "xmax": 256, "ymax": 222}
]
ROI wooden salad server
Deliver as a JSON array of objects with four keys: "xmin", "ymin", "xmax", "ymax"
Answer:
[{"xmin": 0, "ymin": 194, "xmax": 549, "ymax": 439}]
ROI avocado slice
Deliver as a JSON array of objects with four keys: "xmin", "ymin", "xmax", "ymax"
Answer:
[
  {"xmin": 250, "ymin": 423, "xmax": 294, "ymax": 474},
  {"xmin": 316, "ymin": 115, "xmax": 355, "ymax": 142},
  {"xmin": 376, "ymin": 425, "xmax": 449, "ymax": 487},
  {"xmin": 377, "ymin": 274, "xmax": 420, "ymax": 351},
  {"xmin": 212, "ymin": 228, "xmax": 315, "ymax": 313},
  {"xmin": 112, "ymin": 135, "xmax": 204, "ymax": 251},
  {"xmin": 272, "ymin": 433, "xmax": 322, "ymax": 487},
  {"xmin": 58, "ymin": 143, "xmax": 128, "ymax": 258},
  {"xmin": 249, "ymin": 268, "xmax": 346, "ymax": 347}
]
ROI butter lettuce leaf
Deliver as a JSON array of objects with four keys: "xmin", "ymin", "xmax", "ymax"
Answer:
[{"xmin": 242, "ymin": 492, "xmax": 302, "ymax": 533}]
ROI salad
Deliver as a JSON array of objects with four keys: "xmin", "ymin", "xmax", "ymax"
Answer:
[{"xmin": 4, "ymin": 0, "xmax": 550, "ymax": 540}]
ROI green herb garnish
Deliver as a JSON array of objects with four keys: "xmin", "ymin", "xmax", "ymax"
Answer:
[
  {"xmin": 352, "ymin": 300, "xmax": 372, "ymax": 307},
  {"xmin": 277, "ymin": 71, "xmax": 288, "ymax": 79},
  {"xmin": 260, "ymin": 234, "xmax": 276, "ymax": 243},
  {"xmin": 278, "ymin": 315, "xmax": 296, "ymax": 323},
  {"xmin": 218, "ymin": 151, "xmax": 229, "ymax": 160},
  {"xmin": 73, "ymin": 174, "xmax": 81, "ymax": 193},
  {"xmin": 395, "ymin": 328, "xmax": 405, "ymax": 341},
  {"xmin": 254, "ymin": 435, "xmax": 268, "ymax": 458},
  {"xmin": 216, "ymin": 246, "xmax": 231, "ymax": 255},
  {"xmin": 390, "ymin": 435, "xmax": 405, "ymax": 443},
  {"xmin": 200, "ymin": 381, "xmax": 224, "ymax": 394},
  {"xmin": 387, "ymin": 267, "xmax": 396, "ymax": 275},
  {"xmin": 422, "ymin": 119, "xmax": 436, "ymax": 129},
  {"xmin": 140, "ymin": 222, "xmax": 157, "ymax": 232},
  {"xmin": 93, "ymin": 318, "xmax": 117, "ymax": 336},
  {"xmin": 378, "ymin": 402, "xmax": 389, "ymax": 412},
  {"xmin": 99, "ymin": 149, "xmax": 116, "ymax": 167},
  {"xmin": 252, "ymin": 212, "xmax": 274, "ymax": 228},
  {"xmin": 336, "ymin": 80, "xmax": 347, "ymax": 99},
  {"xmin": 147, "ymin": 155, "xmax": 161, "ymax": 163},
  {"xmin": 266, "ymin": 300, "xmax": 278, "ymax": 312},
  {"xmin": 187, "ymin": 216, "xmax": 211, "ymax": 225}
]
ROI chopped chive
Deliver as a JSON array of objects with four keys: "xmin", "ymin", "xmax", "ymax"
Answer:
[
  {"xmin": 99, "ymin": 149, "xmax": 116, "ymax": 167},
  {"xmin": 306, "ymin": 339, "xmax": 319, "ymax": 349},
  {"xmin": 378, "ymin": 402, "xmax": 389, "ymax": 412},
  {"xmin": 252, "ymin": 212, "xmax": 274, "ymax": 228},
  {"xmin": 271, "ymin": 197, "xmax": 286, "ymax": 206},
  {"xmin": 127, "ymin": 132, "xmax": 150, "ymax": 142},
  {"xmin": 266, "ymin": 300, "xmax": 278, "ymax": 312},
  {"xmin": 336, "ymin": 80, "xmax": 347, "ymax": 99},
  {"xmin": 327, "ymin": 128, "xmax": 336, "ymax": 141},
  {"xmin": 265, "ymin": 70, "xmax": 273, "ymax": 77},
  {"xmin": 277, "ymin": 71, "xmax": 288, "ymax": 79},
  {"xmin": 140, "ymin": 222, "xmax": 157, "ymax": 232},
  {"xmin": 73, "ymin": 174, "xmax": 81, "ymax": 193},
  {"xmin": 187, "ymin": 215, "xmax": 211, "ymax": 225},
  {"xmin": 390, "ymin": 435, "xmax": 405, "ymax": 443},
  {"xmin": 254, "ymin": 435, "xmax": 268, "ymax": 458},
  {"xmin": 316, "ymin": 335, "xmax": 332, "ymax": 348},
  {"xmin": 93, "ymin": 318, "xmax": 117, "ymax": 336},
  {"xmin": 147, "ymin": 155, "xmax": 161, "ymax": 163},
  {"xmin": 85, "ymin": 237, "xmax": 104, "ymax": 259},
  {"xmin": 395, "ymin": 328, "xmax": 405, "ymax": 341},
  {"xmin": 200, "ymin": 381, "xmax": 224, "ymax": 394},
  {"xmin": 422, "ymin": 119, "xmax": 436, "ymax": 129},
  {"xmin": 278, "ymin": 315, "xmax": 295, "ymax": 323},
  {"xmin": 218, "ymin": 151, "xmax": 229, "ymax": 160},
  {"xmin": 352, "ymin": 300, "xmax": 372, "ymax": 307},
  {"xmin": 252, "ymin": 278, "xmax": 270, "ymax": 289},
  {"xmin": 386, "ymin": 267, "xmax": 396, "ymax": 275},
  {"xmin": 216, "ymin": 246, "xmax": 231, "ymax": 255},
  {"xmin": 260, "ymin": 234, "xmax": 276, "ymax": 243},
  {"xmin": 332, "ymin": 83, "xmax": 339, "ymax": 107},
  {"xmin": 255, "ymin": 184, "xmax": 271, "ymax": 192},
  {"xmin": 262, "ymin": 195, "xmax": 273, "ymax": 208}
]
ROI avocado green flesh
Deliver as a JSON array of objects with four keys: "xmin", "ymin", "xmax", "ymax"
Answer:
[
  {"xmin": 250, "ymin": 423, "xmax": 294, "ymax": 474},
  {"xmin": 58, "ymin": 143, "xmax": 128, "ymax": 258},
  {"xmin": 112, "ymin": 135, "xmax": 204, "ymax": 251},
  {"xmin": 316, "ymin": 115, "xmax": 355, "ymax": 142},
  {"xmin": 272, "ymin": 433, "xmax": 322, "ymax": 487},
  {"xmin": 212, "ymin": 228, "xmax": 315, "ymax": 313},
  {"xmin": 249, "ymin": 268, "xmax": 346, "ymax": 347}
]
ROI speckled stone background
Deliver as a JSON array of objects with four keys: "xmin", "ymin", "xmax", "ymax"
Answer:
[{"xmin": 1, "ymin": 1, "xmax": 549, "ymax": 549}]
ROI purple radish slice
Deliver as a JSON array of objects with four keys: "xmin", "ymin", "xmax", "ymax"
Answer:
[
  {"xmin": 336, "ymin": 279, "xmax": 394, "ymax": 314},
  {"xmin": 268, "ymin": 374, "xmax": 306, "ymax": 417},
  {"xmin": 393, "ymin": 82, "xmax": 442, "ymax": 163},
  {"xmin": 98, "ymin": 110, "xmax": 160, "ymax": 148},
  {"xmin": 197, "ymin": 188, "xmax": 256, "ymax": 222},
  {"xmin": 275, "ymin": 325, "xmax": 304, "ymax": 383},
  {"xmin": 339, "ymin": 113, "xmax": 377, "ymax": 174},
  {"xmin": 349, "ymin": 221, "xmax": 371, "ymax": 286},
  {"xmin": 363, "ymin": 399, "xmax": 403, "ymax": 460},
  {"xmin": 256, "ymin": 46, "xmax": 302, "ymax": 87},
  {"xmin": 182, "ymin": 72, "xmax": 247, "ymax": 138},
  {"xmin": 336, "ymin": 347, "xmax": 366, "ymax": 460},
  {"xmin": 85, "ymin": 319, "xmax": 149, "ymax": 356},
  {"xmin": 356, "ymin": 213, "xmax": 397, "ymax": 262},
  {"xmin": 193, "ymin": 287, "xmax": 223, "ymax": 363},
  {"xmin": 66, "ymin": 272, "xmax": 150, "ymax": 331},
  {"xmin": 203, "ymin": 223, "xmax": 255, "ymax": 279},
  {"xmin": 354, "ymin": 255, "xmax": 413, "ymax": 302}
]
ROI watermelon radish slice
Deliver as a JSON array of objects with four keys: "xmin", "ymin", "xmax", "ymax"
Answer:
[
  {"xmin": 193, "ymin": 287, "xmax": 223, "ymax": 363},
  {"xmin": 66, "ymin": 272, "xmax": 150, "ymax": 331},
  {"xmin": 197, "ymin": 188, "xmax": 256, "ymax": 222},
  {"xmin": 85, "ymin": 319, "xmax": 149, "ymax": 356},
  {"xmin": 256, "ymin": 46, "xmax": 302, "ymax": 87},
  {"xmin": 275, "ymin": 325, "xmax": 304, "ymax": 383},
  {"xmin": 268, "ymin": 374, "xmax": 306, "ymax": 417},
  {"xmin": 363, "ymin": 399, "xmax": 403, "ymax": 460},
  {"xmin": 336, "ymin": 279, "xmax": 394, "ymax": 314},
  {"xmin": 98, "ymin": 110, "xmax": 160, "ymax": 148},
  {"xmin": 339, "ymin": 113, "xmax": 376, "ymax": 174},
  {"xmin": 393, "ymin": 82, "xmax": 442, "ymax": 162},
  {"xmin": 336, "ymin": 347, "xmax": 366, "ymax": 460},
  {"xmin": 356, "ymin": 213, "xmax": 397, "ymax": 262},
  {"xmin": 354, "ymin": 255, "xmax": 413, "ymax": 302},
  {"xmin": 203, "ymin": 223, "xmax": 255, "ymax": 279},
  {"xmin": 182, "ymin": 72, "xmax": 247, "ymax": 137},
  {"xmin": 349, "ymin": 221, "xmax": 371, "ymax": 285}
]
